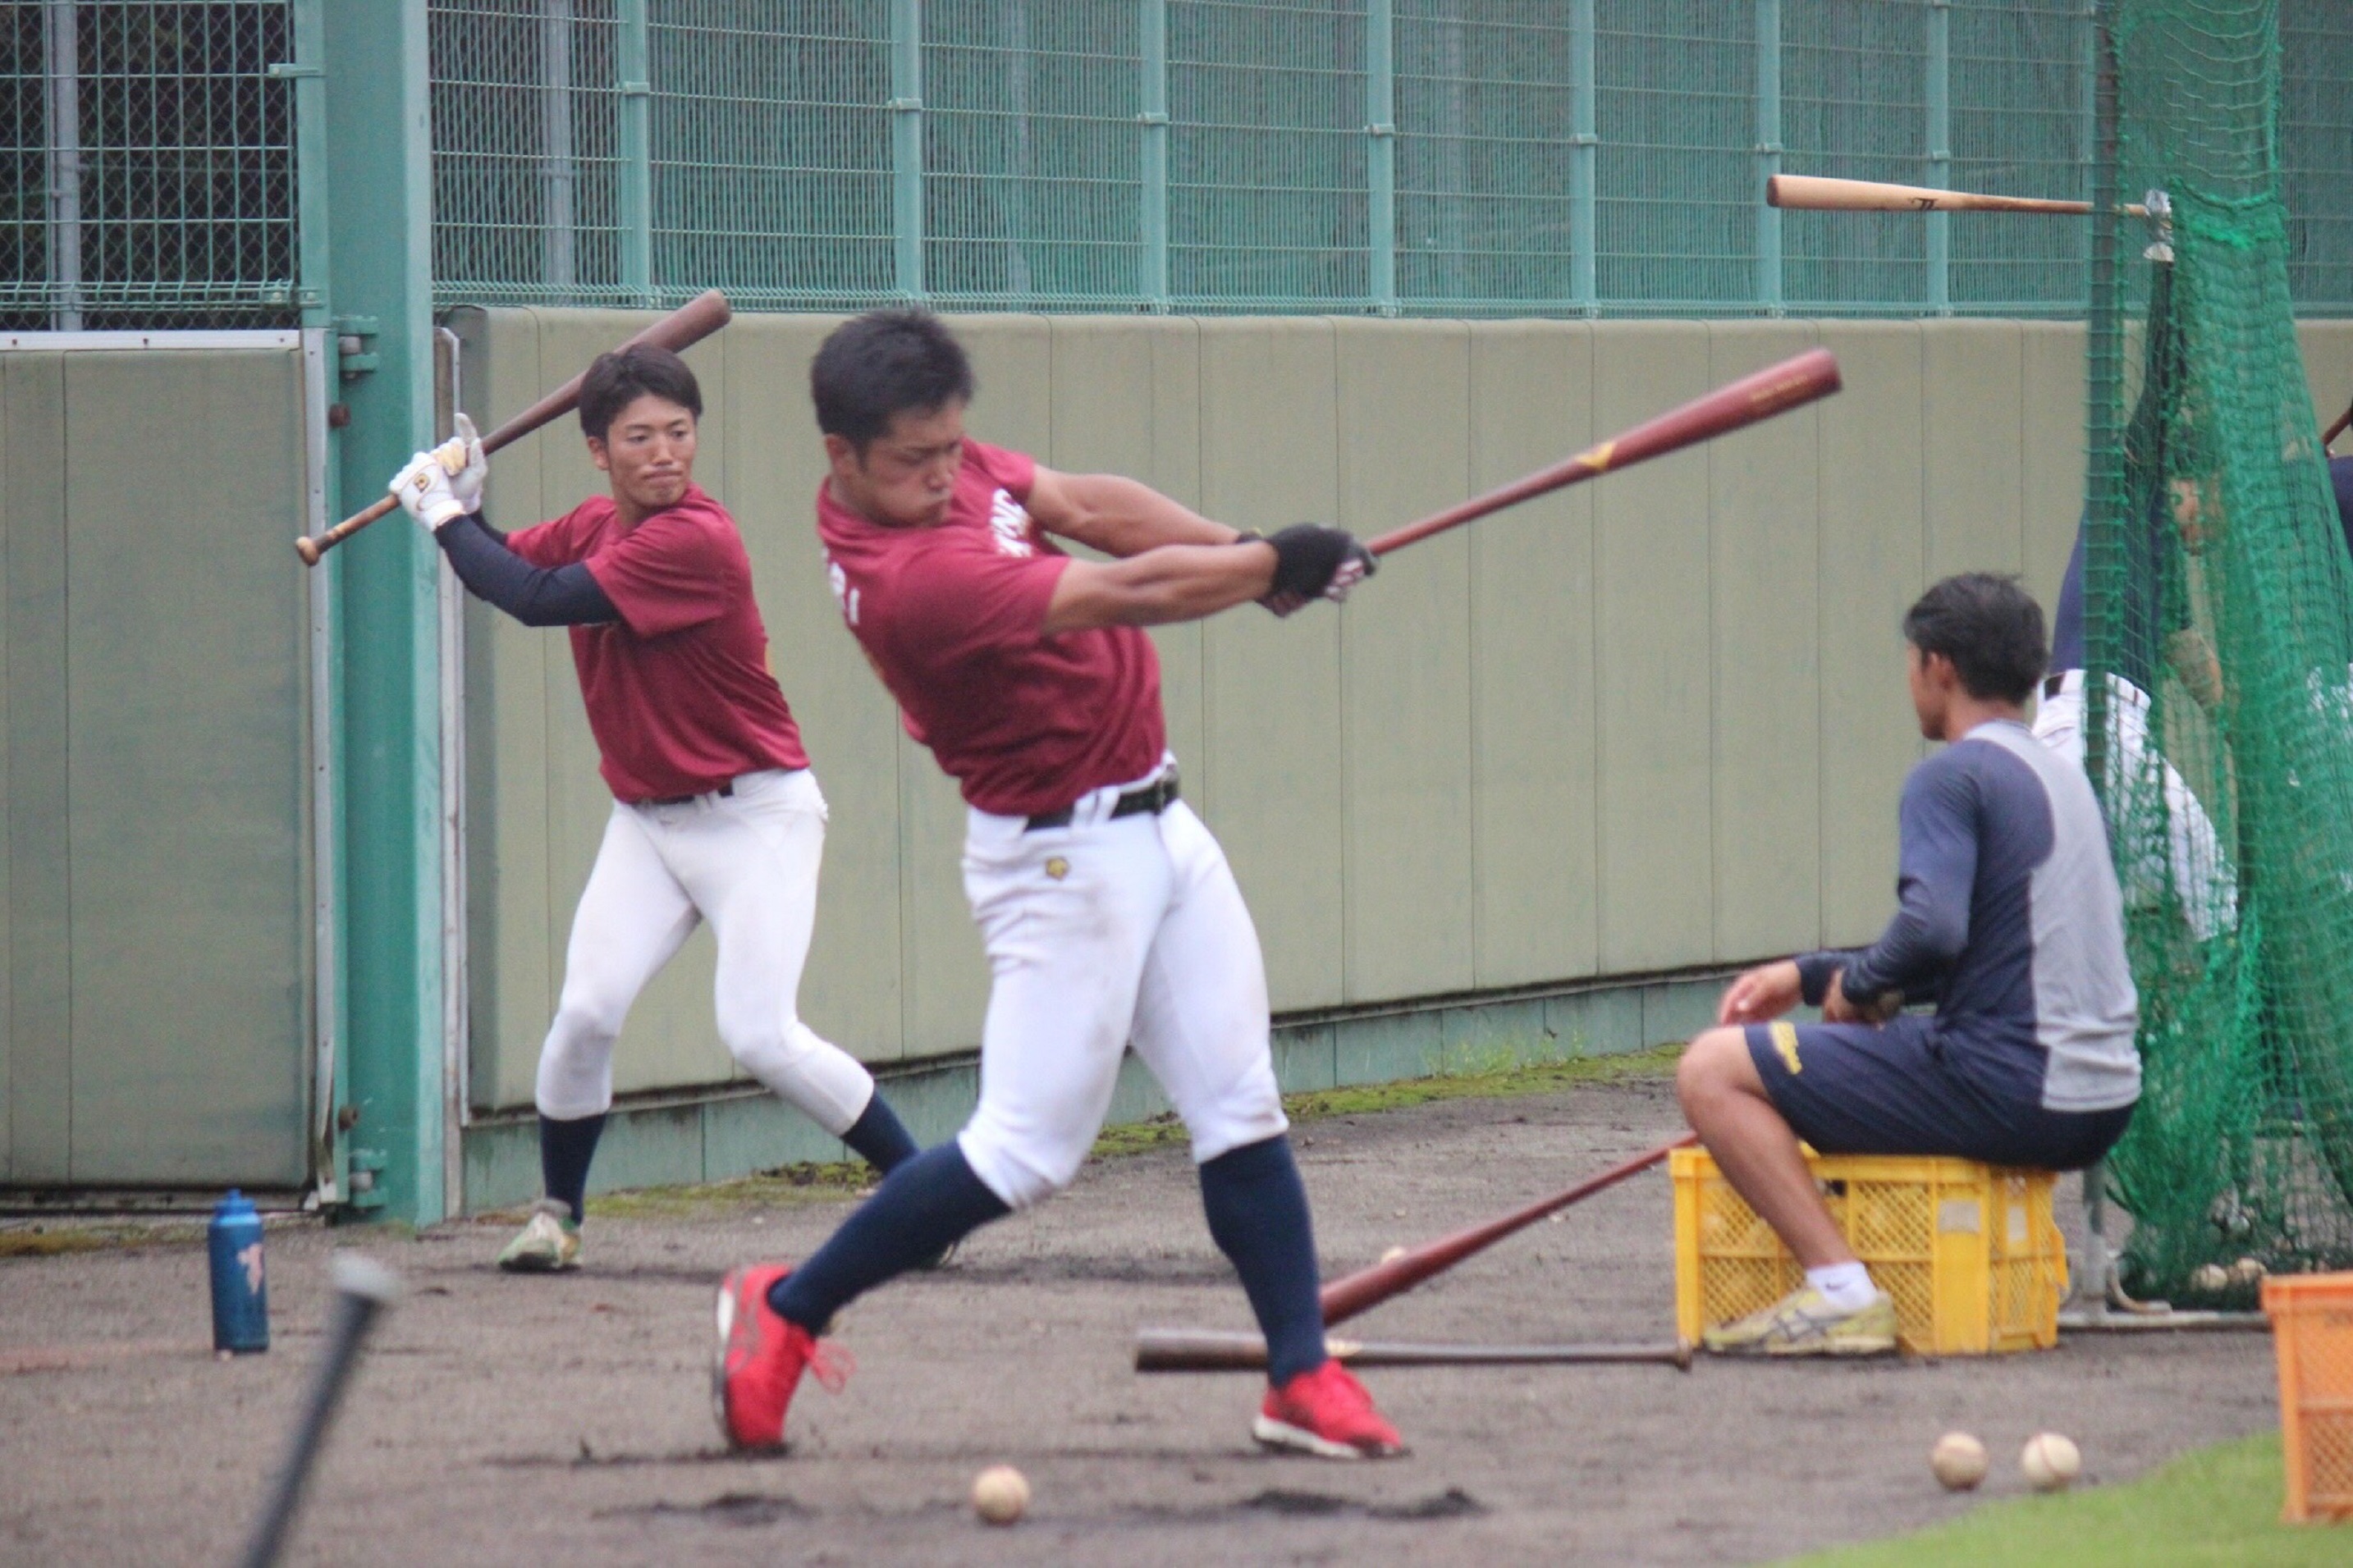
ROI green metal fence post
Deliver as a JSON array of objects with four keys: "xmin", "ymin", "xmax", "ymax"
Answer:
[
  {"xmin": 1756, "ymin": 0, "xmax": 1783, "ymax": 314},
  {"xmin": 1570, "ymin": 0, "xmax": 1598, "ymax": 313},
  {"xmin": 1140, "ymin": 0, "xmax": 1170, "ymax": 312},
  {"xmin": 1366, "ymin": 0, "xmax": 1398, "ymax": 315},
  {"xmin": 890, "ymin": 0, "xmax": 925, "ymax": 300},
  {"xmin": 321, "ymin": 0, "xmax": 446, "ymax": 1225},
  {"xmin": 616, "ymin": 0, "xmax": 653, "ymax": 304},
  {"xmin": 1926, "ymin": 0, "xmax": 1952, "ymax": 314}
]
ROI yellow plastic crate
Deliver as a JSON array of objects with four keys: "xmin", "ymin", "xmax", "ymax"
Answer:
[
  {"xmin": 1671, "ymin": 1148, "xmax": 2067, "ymax": 1355},
  {"xmin": 2262, "ymin": 1272, "xmax": 2353, "ymax": 1523}
]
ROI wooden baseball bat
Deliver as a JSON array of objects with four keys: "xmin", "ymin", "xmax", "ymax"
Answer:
[
  {"xmin": 1318, "ymin": 1132, "xmax": 1699, "ymax": 1327},
  {"xmin": 1134, "ymin": 1328, "xmax": 1692, "ymax": 1374},
  {"xmin": 1366, "ymin": 350, "xmax": 1840, "ymax": 556},
  {"xmin": 2324, "ymin": 396, "xmax": 2353, "ymax": 451},
  {"xmin": 1767, "ymin": 173, "xmax": 2147, "ymax": 218},
  {"xmin": 236, "ymin": 1254, "xmax": 399, "ymax": 1568},
  {"xmin": 295, "ymin": 289, "xmax": 735, "ymax": 565}
]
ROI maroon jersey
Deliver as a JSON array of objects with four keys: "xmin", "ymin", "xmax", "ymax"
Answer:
[
  {"xmin": 814, "ymin": 439, "xmax": 1165, "ymax": 816},
  {"xmin": 506, "ymin": 484, "xmax": 809, "ymax": 801}
]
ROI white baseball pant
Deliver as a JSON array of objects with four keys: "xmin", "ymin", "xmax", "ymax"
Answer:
[
  {"xmin": 954, "ymin": 766, "xmax": 1289, "ymax": 1210},
  {"xmin": 533, "ymin": 766, "xmax": 877, "ymax": 1132},
  {"xmin": 2033, "ymin": 669, "xmax": 2236, "ymax": 942}
]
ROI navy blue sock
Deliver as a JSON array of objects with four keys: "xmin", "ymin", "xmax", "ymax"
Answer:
[
  {"xmin": 840, "ymin": 1091, "xmax": 920, "ymax": 1174},
  {"xmin": 538, "ymin": 1112, "xmax": 606, "ymax": 1224},
  {"xmin": 768, "ymin": 1142, "xmax": 1010, "ymax": 1331},
  {"xmin": 1198, "ymin": 1134, "xmax": 1328, "ymax": 1387}
]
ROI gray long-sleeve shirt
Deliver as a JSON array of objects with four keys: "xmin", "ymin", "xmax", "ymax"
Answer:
[{"xmin": 1796, "ymin": 720, "xmax": 2141, "ymax": 1113}]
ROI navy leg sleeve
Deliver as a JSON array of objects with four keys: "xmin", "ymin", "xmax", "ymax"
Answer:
[
  {"xmin": 538, "ymin": 1112, "xmax": 607, "ymax": 1224},
  {"xmin": 1198, "ymin": 1134, "xmax": 1328, "ymax": 1387},
  {"xmin": 768, "ymin": 1142, "xmax": 1010, "ymax": 1332},
  {"xmin": 839, "ymin": 1092, "xmax": 920, "ymax": 1174}
]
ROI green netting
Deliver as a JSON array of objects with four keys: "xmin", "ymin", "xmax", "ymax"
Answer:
[
  {"xmin": 422, "ymin": 1, "xmax": 2353, "ymax": 320},
  {"xmin": 2085, "ymin": 0, "xmax": 2353, "ymax": 1300},
  {"xmin": 2, "ymin": 1, "xmax": 297, "ymax": 331}
]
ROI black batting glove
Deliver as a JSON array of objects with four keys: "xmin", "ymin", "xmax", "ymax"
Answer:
[{"xmin": 1266, "ymin": 523, "xmax": 1377, "ymax": 610}]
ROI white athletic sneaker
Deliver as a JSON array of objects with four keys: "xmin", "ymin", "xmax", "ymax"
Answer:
[{"xmin": 497, "ymin": 1199, "xmax": 581, "ymax": 1273}]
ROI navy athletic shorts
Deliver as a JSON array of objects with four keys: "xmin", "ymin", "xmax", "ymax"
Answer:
[{"xmin": 1743, "ymin": 1015, "xmax": 2132, "ymax": 1171}]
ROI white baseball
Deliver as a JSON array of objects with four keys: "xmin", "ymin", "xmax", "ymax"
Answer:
[
  {"xmin": 2020, "ymin": 1433, "xmax": 2081, "ymax": 1492},
  {"xmin": 2230, "ymin": 1256, "xmax": 2268, "ymax": 1287},
  {"xmin": 1930, "ymin": 1431, "xmax": 1988, "ymax": 1491},
  {"xmin": 2190, "ymin": 1262, "xmax": 2230, "ymax": 1293},
  {"xmin": 972, "ymin": 1464, "xmax": 1030, "ymax": 1525}
]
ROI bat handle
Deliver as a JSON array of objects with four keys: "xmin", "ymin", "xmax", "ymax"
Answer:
[{"xmin": 295, "ymin": 494, "xmax": 400, "ymax": 566}]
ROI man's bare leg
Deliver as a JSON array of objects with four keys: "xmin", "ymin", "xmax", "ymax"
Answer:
[{"xmin": 1676, "ymin": 1027, "xmax": 1854, "ymax": 1269}]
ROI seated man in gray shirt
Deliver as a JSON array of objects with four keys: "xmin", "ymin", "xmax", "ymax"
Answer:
[{"xmin": 1677, "ymin": 574, "xmax": 2141, "ymax": 1356}]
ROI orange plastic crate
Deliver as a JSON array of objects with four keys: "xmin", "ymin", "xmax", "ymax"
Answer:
[
  {"xmin": 2263, "ymin": 1272, "xmax": 2353, "ymax": 1522},
  {"xmin": 1671, "ymin": 1148, "xmax": 2066, "ymax": 1355}
]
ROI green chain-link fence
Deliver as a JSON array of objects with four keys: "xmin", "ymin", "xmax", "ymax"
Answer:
[
  {"xmin": 3, "ymin": 3, "xmax": 2349, "ymax": 328},
  {"xmin": 426, "ymin": 0, "xmax": 2353, "ymax": 319},
  {"xmin": 3, "ymin": 1, "xmax": 298, "ymax": 330}
]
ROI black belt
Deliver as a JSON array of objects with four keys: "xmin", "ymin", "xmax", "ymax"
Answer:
[
  {"xmin": 2044, "ymin": 674, "xmax": 2067, "ymax": 698},
  {"xmin": 642, "ymin": 780, "xmax": 735, "ymax": 808},
  {"xmin": 1025, "ymin": 772, "xmax": 1179, "ymax": 832}
]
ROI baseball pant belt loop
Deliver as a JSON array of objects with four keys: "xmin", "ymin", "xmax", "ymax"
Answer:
[{"xmin": 1023, "ymin": 766, "xmax": 1180, "ymax": 833}]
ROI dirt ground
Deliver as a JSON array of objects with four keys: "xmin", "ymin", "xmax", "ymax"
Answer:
[{"xmin": 0, "ymin": 1074, "xmax": 2280, "ymax": 1566}]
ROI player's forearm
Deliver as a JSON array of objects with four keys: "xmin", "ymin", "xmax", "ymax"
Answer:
[
  {"xmin": 1035, "ymin": 473, "xmax": 1241, "ymax": 557},
  {"xmin": 437, "ymin": 512, "xmax": 621, "ymax": 628},
  {"xmin": 1041, "ymin": 543, "xmax": 1277, "ymax": 633}
]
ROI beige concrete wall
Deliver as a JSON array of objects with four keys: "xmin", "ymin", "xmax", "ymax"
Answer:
[{"xmin": 452, "ymin": 310, "xmax": 2353, "ymax": 1110}]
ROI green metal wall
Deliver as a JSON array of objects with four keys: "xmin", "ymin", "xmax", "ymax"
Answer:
[
  {"xmin": 453, "ymin": 309, "xmax": 2353, "ymax": 1113},
  {"xmin": 1, "ymin": 341, "xmax": 314, "ymax": 1188}
]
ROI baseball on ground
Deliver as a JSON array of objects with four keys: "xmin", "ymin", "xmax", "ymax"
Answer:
[
  {"xmin": 2190, "ymin": 1262, "xmax": 2231, "ymax": 1292},
  {"xmin": 1929, "ymin": 1432, "xmax": 1988, "ymax": 1491},
  {"xmin": 2020, "ymin": 1433, "xmax": 2081, "ymax": 1492},
  {"xmin": 972, "ymin": 1464, "xmax": 1031, "ymax": 1525}
]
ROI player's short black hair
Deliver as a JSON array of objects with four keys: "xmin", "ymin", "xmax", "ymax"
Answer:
[
  {"xmin": 809, "ymin": 309, "xmax": 975, "ymax": 453},
  {"xmin": 579, "ymin": 345, "xmax": 703, "ymax": 441},
  {"xmin": 1902, "ymin": 573, "xmax": 2047, "ymax": 703}
]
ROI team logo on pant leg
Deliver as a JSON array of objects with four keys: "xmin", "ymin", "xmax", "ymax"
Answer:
[
  {"xmin": 1769, "ymin": 1022, "xmax": 1801, "ymax": 1075},
  {"xmin": 1044, "ymin": 856, "xmax": 1069, "ymax": 881}
]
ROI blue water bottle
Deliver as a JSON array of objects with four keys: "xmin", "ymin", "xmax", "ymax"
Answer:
[{"xmin": 208, "ymin": 1190, "xmax": 270, "ymax": 1354}]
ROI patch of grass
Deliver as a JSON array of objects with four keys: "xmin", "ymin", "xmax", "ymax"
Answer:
[
  {"xmin": 587, "ymin": 1040, "xmax": 1685, "ymax": 1219},
  {"xmin": 1092, "ymin": 1041, "xmax": 1683, "ymax": 1160},
  {"xmin": 584, "ymin": 1159, "xmax": 877, "ymax": 1222},
  {"xmin": 1788, "ymin": 1434, "xmax": 2341, "ymax": 1567}
]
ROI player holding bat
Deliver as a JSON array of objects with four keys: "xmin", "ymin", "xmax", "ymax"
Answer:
[
  {"xmin": 387, "ymin": 345, "xmax": 923, "ymax": 1273},
  {"xmin": 712, "ymin": 309, "xmax": 1403, "ymax": 1460}
]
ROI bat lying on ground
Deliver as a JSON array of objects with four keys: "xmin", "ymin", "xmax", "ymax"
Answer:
[
  {"xmin": 1134, "ymin": 1328, "xmax": 1692, "ymax": 1374},
  {"xmin": 1767, "ymin": 172, "xmax": 2147, "ymax": 218},
  {"xmin": 1366, "ymin": 351, "xmax": 1840, "ymax": 556},
  {"xmin": 295, "ymin": 289, "xmax": 734, "ymax": 565},
  {"xmin": 1316, "ymin": 1133, "xmax": 1701, "ymax": 1328}
]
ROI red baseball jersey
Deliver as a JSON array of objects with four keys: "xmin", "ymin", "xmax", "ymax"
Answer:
[
  {"xmin": 814, "ymin": 439, "xmax": 1165, "ymax": 816},
  {"xmin": 505, "ymin": 484, "xmax": 809, "ymax": 801}
]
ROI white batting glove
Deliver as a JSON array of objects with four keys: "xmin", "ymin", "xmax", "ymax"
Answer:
[
  {"xmin": 390, "ymin": 449, "xmax": 468, "ymax": 531},
  {"xmin": 436, "ymin": 412, "xmax": 488, "ymax": 514}
]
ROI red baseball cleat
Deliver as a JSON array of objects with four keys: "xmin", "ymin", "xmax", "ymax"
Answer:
[
  {"xmin": 1252, "ymin": 1360, "xmax": 1406, "ymax": 1459},
  {"xmin": 712, "ymin": 1263, "xmax": 850, "ymax": 1451}
]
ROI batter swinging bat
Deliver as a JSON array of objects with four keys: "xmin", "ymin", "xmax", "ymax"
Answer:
[
  {"xmin": 1767, "ymin": 173, "xmax": 2147, "ymax": 218},
  {"xmin": 295, "ymin": 289, "xmax": 734, "ymax": 565},
  {"xmin": 1317, "ymin": 1133, "xmax": 1699, "ymax": 1327},
  {"xmin": 1365, "ymin": 350, "xmax": 1840, "ymax": 556},
  {"xmin": 236, "ymin": 1253, "xmax": 400, "ymax": 1568},
  {"xmin": 1134, "ymin": 1328, "xmax": 1692, "ymax": 1374}
]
